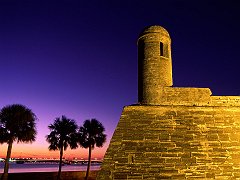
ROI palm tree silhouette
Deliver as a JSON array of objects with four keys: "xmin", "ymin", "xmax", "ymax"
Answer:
[
  {"xmin": 46, "ymin": 115, "xmax": 78, "ymax": 180},
  {"xmin": 78, "ymin": 119, "xmax": 106, "ymax": 180},
  {"xmin": 0, "ymin": 104, "xmax": 37, "ymax": 180}
]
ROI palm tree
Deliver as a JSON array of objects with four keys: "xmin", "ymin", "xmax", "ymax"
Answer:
[
  {"xmin": 46, "ymin": 115, "xmax": 78, "ymax": 180},
  {"xmin": 78, "ymin": 119, "xmax": 106, "ymax": 180},
  {"xmin": 0, "ymin": 104, "xmax": 37, "ymax": 180}
]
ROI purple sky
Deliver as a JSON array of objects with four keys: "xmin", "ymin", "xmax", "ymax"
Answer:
[{"xmin": 0, "ymin": 0, "xmax": 240, "ymax": 158}]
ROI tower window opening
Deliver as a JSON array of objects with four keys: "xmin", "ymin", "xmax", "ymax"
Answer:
[
  {"xmin": 160, "ymin": 42, "xmax": 164, "ymax": 57},
  {"xmin": 128, "ymin": 154, "xmax": 134, "ymax": 164}
]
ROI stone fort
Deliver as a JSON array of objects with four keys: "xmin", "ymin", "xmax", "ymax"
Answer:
[{"xmin": 97, "ymin": 26, "xmax": 240, "ymax": 179}]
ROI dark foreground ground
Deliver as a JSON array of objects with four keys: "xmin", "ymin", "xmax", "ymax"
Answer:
[{"xmin": 0, "ymin": 171, "xmax": 98, "ymax": 180}]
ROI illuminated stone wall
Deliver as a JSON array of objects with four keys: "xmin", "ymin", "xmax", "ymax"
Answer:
[
  {"xmin": 97, "ymin": 92, "xmax": 240, "ymax": 179},
  {"xmin": 138, "ymin": 26, "xmax": 172, "ymax": 105},
  {"xmin": 211, "ymin": 96, "xmax": 240, "ymax": 106},
  {"xmin": 97, "ymin": 26, "xmax": 240, "ymax": 179}
]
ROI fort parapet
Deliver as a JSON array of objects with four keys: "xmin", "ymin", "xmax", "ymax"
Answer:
[{"xmin": 142, "ymin": 87, "xmax": 240, "ymax": 107}]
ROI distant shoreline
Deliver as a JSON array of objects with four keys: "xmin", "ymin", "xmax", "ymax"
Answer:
[
  {"xmin": 0, "ymin": 162, "xmax": 100, "ymax": 173},
  {"xmin": 0, "ymin": 170, "xmax": 98, "ymax": 180}
]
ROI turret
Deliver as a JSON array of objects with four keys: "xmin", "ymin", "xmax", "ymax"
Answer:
[{"xmin": 138, "ymin": 25, "xmax": 172, "ymax": 104}]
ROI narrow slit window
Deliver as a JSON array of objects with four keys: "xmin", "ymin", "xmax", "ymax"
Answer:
[
  {"xmin": 128, "ymin": 154, "xmax": 134, "ymax": 164},
  {"xmin": 160, "ymin": 42, "xmax": 164, "ymax": 56}
]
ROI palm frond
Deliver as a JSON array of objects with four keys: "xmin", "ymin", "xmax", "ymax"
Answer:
[
  {"xmin": 78, "ymin": 118, "xmax": 107, "ymax": 149},
  {"xmin": 0, "ymin": 104, "xmax": 37, "ymax": 144},
  {"xmin": 46, "ymin": 115, "xmax": 78, "ymax": 152}
]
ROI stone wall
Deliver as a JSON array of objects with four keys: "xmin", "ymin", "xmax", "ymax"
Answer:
[
  {"xmin": 211, "ymin": 96, "xmax": 240, "ymax": 106},
  {"xmin": 97, "ymin": 105, "xmax": 240, "ymax": 179},
  {"xmin": 150, "ymin": 87, "xmax": 212, "ymax": 106},
  {"xmin": 138, "ymin": 26, "xmax": 172, "ymax": 105},
  {"xmin": 97, "ymin": 25, "xmax": 240, "ymax": 179},
  {"xmin": 139, "ymin": 87, "xmax": 240, "ymax": 106}
]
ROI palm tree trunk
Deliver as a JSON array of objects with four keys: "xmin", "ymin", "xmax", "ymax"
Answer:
[
  {"xmin": 1, "ymin": 139, "xmax": 13, "ymax": 180},
  {"xmin": 57, "ymin": 146, "xmax": 64, "ymax": 180},
  {"xmin": 85, "ymin": 145, "xmax": 92, "ymax": 180}
]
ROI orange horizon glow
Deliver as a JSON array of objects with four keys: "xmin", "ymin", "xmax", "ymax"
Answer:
[{"xmin": 0, "ymin": 140, "xmax": 110, "ymax": 160}]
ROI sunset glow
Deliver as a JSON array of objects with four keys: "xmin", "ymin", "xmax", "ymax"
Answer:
[{"xmin": 0, "ymin": 140, "xmax": 110, "ymax": 160}]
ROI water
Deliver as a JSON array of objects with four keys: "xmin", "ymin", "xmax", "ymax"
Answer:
[{"xmin": 0, "ymin": 162, "xmax": 100, "ymax": 173}]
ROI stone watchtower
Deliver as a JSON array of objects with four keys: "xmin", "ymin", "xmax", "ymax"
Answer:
[
  {"xmin": 97, "ymin": 25, "xmax": 240, "ymax": 179},
  {"xmin": 138, "ymin": 26, "xmax": 172, "ymax": 105}
]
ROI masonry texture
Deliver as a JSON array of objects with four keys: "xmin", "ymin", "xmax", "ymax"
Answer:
[
  {"xmin": 138, "ymin": 26, "xmax": 172, "ymax": 105},
  {"xmin": 97, "ymin": 26, "xmax": 240, "ymax": 179}
]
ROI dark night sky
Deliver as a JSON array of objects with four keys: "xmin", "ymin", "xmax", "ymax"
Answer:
[{"xmin": 0, "ymin": 0, "xmax": 240, "ymax": 158}]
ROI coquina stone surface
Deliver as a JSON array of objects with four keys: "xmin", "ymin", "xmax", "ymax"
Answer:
[
  {"xmin": 97, "ymin": 26, "xmax": 240, "ymax": 179},
  {"xmin": 138, "ymin": 26, "xmax": 172, "ymax": 105},
  {"xmin": 98, "ymin": 102, "xmax": 240, "ymax": 179}
]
